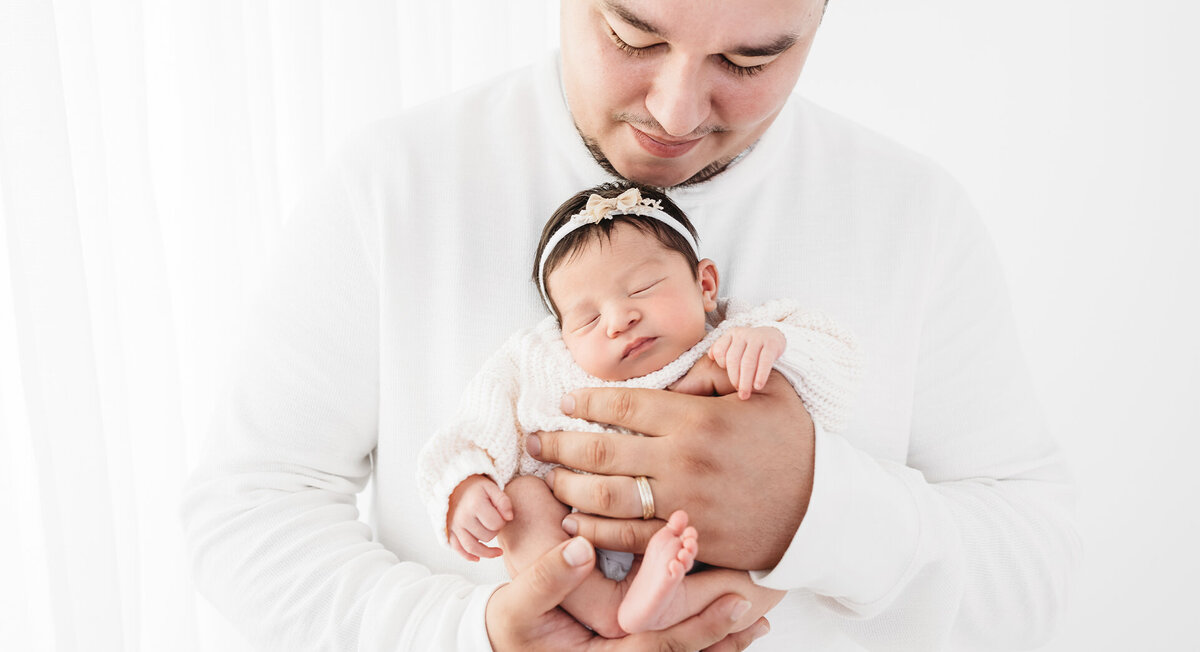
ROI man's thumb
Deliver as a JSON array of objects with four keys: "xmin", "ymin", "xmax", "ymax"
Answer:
[{"xmin": 508, "ymin": 536, "xmax": 594, "ymax": 615}]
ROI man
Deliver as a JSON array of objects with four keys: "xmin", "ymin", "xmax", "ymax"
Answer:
[{"xmin": 183, "ymin": 1, "xmax": 1078, "ymax": 650}]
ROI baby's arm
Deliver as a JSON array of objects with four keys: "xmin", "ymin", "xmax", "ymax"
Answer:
[
  {"xmin": 416, "ymin": 337, "xmax": 528, "ymax": 552},
  {"xmin": 447, "ymin": 474, "xmax": 514, "ymax": 562},
  {"xmin": 708, "ymin": 326, "xmax": 786, "ymax": 399}
]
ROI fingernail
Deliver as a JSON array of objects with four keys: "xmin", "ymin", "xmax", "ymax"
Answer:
[
  {"xmin": 561, "ymin": 516, "xmax": 577, "ymax": 536},
  {"xmin": 560, "ymin": 393, "xmax": 576, "ymax": 415},
  {"xmin": 563, "ymin": 537, "xmax": 592, "ymax": 567},
  {"xmin": 526, "ymin": 434, "xmax": 541, "ymax": 457},
  {"xmin": 750, "ymin": 620, "xmax": 770, "ymax": 639},
  {"xmin": 730, "ymin": 599, "xmax": 752, "ymax": 622}
]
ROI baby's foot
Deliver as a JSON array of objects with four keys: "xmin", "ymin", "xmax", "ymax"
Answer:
[{"xmin": 617, "ymin": 510, "xmax": 699, "ymax": 633}]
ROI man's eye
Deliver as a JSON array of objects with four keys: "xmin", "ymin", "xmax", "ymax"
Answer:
[
  {"xmin": 607, "ymin": 25, "xmax": 657, "ymax": 56},
  {"xmin": 719, "ymin": 56, "xmax": 768, "ymax": 78}
]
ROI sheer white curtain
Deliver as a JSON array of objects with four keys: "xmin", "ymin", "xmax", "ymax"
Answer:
[{"xmin": 0, "ymin": 2, "xmax": 557, "ymax": 650}]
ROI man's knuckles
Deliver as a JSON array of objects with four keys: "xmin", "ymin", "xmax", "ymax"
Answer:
[
  {"xmin": 617, "ymin": 519, "xmax": 651, "ymax": 551},
  {"xmin": 585, "ymin": 435, "xmax": 615, "ymax": 470},
  {"xmin": 589, "ymin": 477, "xmax": 617, "ymax": 512},
  {"xmin": 604, "ymin": 388, "xmax": 637, "ymax": 424}
]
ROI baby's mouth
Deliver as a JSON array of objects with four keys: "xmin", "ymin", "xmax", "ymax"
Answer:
[{"xmin": 622, "ymin": 337, "xmax": 657, "ymax": 360}]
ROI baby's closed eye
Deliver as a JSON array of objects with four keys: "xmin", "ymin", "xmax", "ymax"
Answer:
[{"xmin": 629, "ymin": 278, "xmax": 664, "ymax": 296}]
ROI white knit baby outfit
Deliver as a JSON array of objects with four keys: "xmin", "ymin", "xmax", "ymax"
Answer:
[{"xmin": 417, "ymin": 298, "xmax": 860, "ymax": 578}]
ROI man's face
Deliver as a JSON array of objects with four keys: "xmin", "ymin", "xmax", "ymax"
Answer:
[{"xmin": 561, "ymin": 0, "xmax": 825, "ymax": 188}]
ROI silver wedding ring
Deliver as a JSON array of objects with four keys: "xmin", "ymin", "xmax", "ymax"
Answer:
[{"xmin": 635, "ymin": 475, "xmax": 655, "ymax": 520}]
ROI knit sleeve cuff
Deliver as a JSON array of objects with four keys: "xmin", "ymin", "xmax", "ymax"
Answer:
[
  {"xmin": 749, "ymin": 424, "xmax": 922, "ymax": 607},
  {"xmin": 769, "ymin": 318, "xmax": 860, "ymax": 434},
  {"xmin": 424, "ymin": 447, "xmax": 506, "ymax": 547}
]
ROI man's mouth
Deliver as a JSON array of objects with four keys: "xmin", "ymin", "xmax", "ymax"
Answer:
[
  {"xmin": 629, "ymin": 126, "xmax": 702, "ymax": 158},
  {"xmin": 622, "ymin": 337, "xmax": 657, "ymax": 360}
]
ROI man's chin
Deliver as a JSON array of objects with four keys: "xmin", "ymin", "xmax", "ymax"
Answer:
[
  {"xmin": 622, "ymin": 158, "xmax": 736, "ymax": 189},
  {"xmin": 611, "ymin": 152, "xmax": 742, "ymax": 188},
  {"xmin": 615, "ymin": 162, "xmax": 697, "ymax": 189},
  {"xmin": 579, "ymin": 129, "xmax": 727, "ymax": 188}
]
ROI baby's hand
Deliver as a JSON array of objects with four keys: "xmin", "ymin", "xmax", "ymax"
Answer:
[
  {"xmin": 708, "ymin": 326, "xmax": 786, "ymax": 400},
  {"xmin": 447, "ymin": 474, "xmax": 514, "ymax": 562}
]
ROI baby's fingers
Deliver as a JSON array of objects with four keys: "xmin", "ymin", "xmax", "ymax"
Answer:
[
  {"xmin": 477, "ymin": 503, "xmax": 507, "ymax": 531},
  {"xmin": 724, "ymin": 337, "xmax": 748, "ymax": 390},
  {"xmin": 484, "ymin": 481, "xmax": 514, "ymax": 521},
  {"xmin": 461, "ymin": 522, "xmax": 504, "ymax": 559},
  {"xmin": 738, "ymin": 342, "xmax": 762, "ymax": 399},
  {"xmin": 466, "ymin": 518, "xmax": 505, "ymax": 557},
  {"xmin": 709, "ymin": 334, "xmax": 731, "ymax": 367},
  {"xmin": 450, "ymin": 532, "xmax": 480, "ymax": 562},
  {"xmin": 753, "ymin": 345, "xmax": 775, "ymax": 391}
]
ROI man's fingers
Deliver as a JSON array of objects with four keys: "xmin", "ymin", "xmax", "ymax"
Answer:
[
  {"xmin": 549, "ymin": 469, "xmax": 645, "ymax": 518},
  {"xmin": 703, "ymin": 617, "xmax": 771, "ymax": 652},
  {"xmin": 557, "ymin": 386, "xmax": 708, "ymax": 441},
  {"xmin": 500, "ymin": 537, "xmax": 595, "ymax": 617},
  {"xmin": 561, "ymin": 513, "xmax": 663, "ymax": 553},
  {"xmin": 670, "ymin": 371, "xmax": 717, "ymax": 396},
  {"xmin": 531, "ymin": 428, "xmax": 656, "ymax": 475},
  {"xmin": 623, "ymin": 594, "xmax": 753, "ymax": 652},
  {"xmin": 670, "ymin": 355, "xmax": 738, "ymax": 397}
]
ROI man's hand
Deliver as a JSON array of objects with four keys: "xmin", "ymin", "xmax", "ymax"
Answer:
[
  {"xmin": 529, "ymin": 359, "xmax": 814, "ymax": 570},
  {"xmin": 448, "ymin": 474, "xmax": 513, "ymax": 561},
  {"xmin": 485, "ymin": 535, "xmax": 771, "ymax": 651}
]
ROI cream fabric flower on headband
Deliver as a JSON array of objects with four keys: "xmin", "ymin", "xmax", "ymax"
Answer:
[{"xmin": 572, "ymin": 188, "xmax": 664, "ymax": 224}]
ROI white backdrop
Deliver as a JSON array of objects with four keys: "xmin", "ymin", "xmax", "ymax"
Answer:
[{"xmin": 1, "ymin": 2, "xmax": 1196, "ymax": 651}]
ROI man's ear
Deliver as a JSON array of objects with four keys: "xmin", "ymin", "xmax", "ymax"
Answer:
[{"xmin": 697, "ymin": 259, "xmax": 719, "ymax": 312}]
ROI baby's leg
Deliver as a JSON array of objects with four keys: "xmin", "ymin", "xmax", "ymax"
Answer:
[{"xmin": 497, "ymin": 476, "xmax": 627, "ymax": 638}]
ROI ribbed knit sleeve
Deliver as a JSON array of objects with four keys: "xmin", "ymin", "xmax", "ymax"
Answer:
[
  {"xmin": 180, "ymin": 164, "xmax": 496, "ymax": 651},
  {"xmin": 719, "ymin": 299, "xmax": 861, "ymax": 433},
  {"xmin": 416, "ymin": 339, "xmax": 525, "ymax": 545}
]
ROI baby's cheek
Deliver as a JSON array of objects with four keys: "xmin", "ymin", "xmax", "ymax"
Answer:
[{"xmin": 576, "ymin": 349, "xmax": 609, "ymax": 379}]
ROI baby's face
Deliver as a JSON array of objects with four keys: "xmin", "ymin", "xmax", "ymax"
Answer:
[{"xmin": 547, "ymin": 223, "xmax": 717, "ymax": 381}]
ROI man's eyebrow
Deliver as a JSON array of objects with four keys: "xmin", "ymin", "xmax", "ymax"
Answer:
[
  {"xmin": 602, "ymin": 1, "xmax": 800, "ymax": 59},
  {"xmin": 729, "ymin": 33, "xmax": 801, "ymax": 58},
  {"xmin": 603, "ymin": 1, "xmax": 663, "ymax": 36}
]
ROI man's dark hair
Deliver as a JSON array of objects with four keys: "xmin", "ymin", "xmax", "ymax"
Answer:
[{"xmin": 533, "ymin": 182, "xmax": 700, "ymax": 319}]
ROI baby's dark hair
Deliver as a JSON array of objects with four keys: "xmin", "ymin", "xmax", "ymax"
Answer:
[{"xmin": 533, "ymin": 182, "xmax": 700, "ymax": 319}]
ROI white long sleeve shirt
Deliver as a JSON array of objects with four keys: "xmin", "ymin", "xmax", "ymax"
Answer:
[{"xmin": 181, "ymin": 52, "xmax": 1079, "ymax": 651}]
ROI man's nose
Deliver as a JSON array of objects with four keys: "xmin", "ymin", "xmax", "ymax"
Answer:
[
  {"xmin": 606, "ymin": 307, "xmax": 639, "ymax": 338},
  {"xmin": 645, "ymin": 56, "xmax": 710, "ymax": 138}
]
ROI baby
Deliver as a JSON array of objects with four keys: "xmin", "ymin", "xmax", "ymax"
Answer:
[{"xmin": 417, "ymin": 182, "xmax": 859, "ymax": 637}]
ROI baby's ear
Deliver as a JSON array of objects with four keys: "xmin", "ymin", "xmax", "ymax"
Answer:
[{"xmin": 697, "ymin": 259, "xmax": 719, "ymax": 311}]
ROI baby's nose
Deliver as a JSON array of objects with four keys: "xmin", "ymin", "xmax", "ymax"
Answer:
[{"xmin": 606, "ymin": 310, "xmax": 639, "ymax": 338}]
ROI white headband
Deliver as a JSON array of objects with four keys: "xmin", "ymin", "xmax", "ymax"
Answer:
[{"xmin": 538, "ymin": 188, "xmax": 699, "ymax": 311}]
